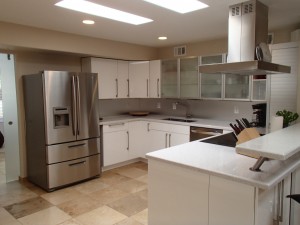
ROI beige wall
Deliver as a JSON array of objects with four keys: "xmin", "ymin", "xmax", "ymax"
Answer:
[
  {"xmin": 0, "ymin": 21, "xmax": 158, "ymax": 60},
  {"xmin": 158, "ymin": 38, "xmax": 228, "ymax": 59}
]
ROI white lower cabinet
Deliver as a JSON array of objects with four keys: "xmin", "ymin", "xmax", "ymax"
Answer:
[
  {"xmin": 148, "ymin": 159, "xmax": 209, "ymax": 225},
  {"xmin": 210, "ymin": 175, "xmax": 292, "ymax": 225},
  {"xmin": 209, "ymin": 176, "xmax": 255, "ymax": 225},
  {"xmin": 147, "ymin": 122, "xmax": 189, "ymax": 151},
  {"xmin": 103, "ymin": 123, "xmax": 129, "ymax": 166},
  {"xmin": 291, "ymin": 167, "xmax": 300, "ymax": 225},
  {"xmin": 148, "ymin": 157, "xmax": 293, "ymax": 225},
  {"xmin": 103, "ymin": 121, "xmax": 190, "ymax": 167},
  {"xmin": 128, "ymin": 121, "xmax": 149, "ymax": 159}
]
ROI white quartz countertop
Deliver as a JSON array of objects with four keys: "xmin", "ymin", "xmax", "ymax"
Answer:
[
  {"xmin": 236, "ymin": 123, "xmax": 300, "ymax": 160},
  {"xmin": 146, "ymin": 140, "xmax": 300, "ymax": 190},
  {"xmin": 99, "ymin": 114, "xmax": 232, "ymax": 130}
]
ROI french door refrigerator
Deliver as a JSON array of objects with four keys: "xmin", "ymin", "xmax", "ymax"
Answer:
[{"xmin": 23, "ymin": 71, "xmax": 101, "ymax": 191}]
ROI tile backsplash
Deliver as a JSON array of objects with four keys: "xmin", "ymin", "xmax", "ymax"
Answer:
[{"xmin": 99, "ymin": 98, "xmax": 262, "ymax": 123}]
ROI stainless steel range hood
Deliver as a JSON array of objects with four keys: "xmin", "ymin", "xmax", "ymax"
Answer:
[{"xmin": 199, "ymin": 0, "xmax": 291, "ymax": 75}]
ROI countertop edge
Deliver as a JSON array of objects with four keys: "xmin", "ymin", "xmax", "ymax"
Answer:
[{"xmin": 99, "ymin": 115, "xmax": 233, "ymax": 130}]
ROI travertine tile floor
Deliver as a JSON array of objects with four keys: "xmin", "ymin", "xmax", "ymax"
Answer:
[{"xmin": 0, "ymin": 161, "xmax": 148, "ymax": 225}]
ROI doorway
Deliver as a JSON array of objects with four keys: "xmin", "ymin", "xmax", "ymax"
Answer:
[
  {"xmin": 0, "ymin": 53, "xmax": 20, "ymax": 183},
  {"xmin": 0, "ymin": 79, "xmax": 5, "ymax": 183}
]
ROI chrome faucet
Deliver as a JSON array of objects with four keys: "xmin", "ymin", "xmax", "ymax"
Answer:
[{"xmin": 173, "ymin": 101, "xmax": 192, "ymax": 118}]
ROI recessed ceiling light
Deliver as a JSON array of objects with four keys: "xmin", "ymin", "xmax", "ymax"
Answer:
[
  {"xmin": 144, "ymin": 0, "xmax": 209, "ymax": 14},
  {"xmin": 55, "ymin": 0, "xmax": 153, "ymax": 25},
  {"xmin": 158, "ymin": 36, "xmax": 167, "ymax": 40},
  {"xmin": 83, "ymin": 20, "xmax": 95, "ymax": 25}
]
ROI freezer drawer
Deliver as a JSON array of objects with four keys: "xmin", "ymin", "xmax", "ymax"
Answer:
[
  {"xmin": 47, "ymin": 154, "xmax": 100, "ymax": 190},
  {"xmin": 46, "ymin": 138, "xmax": 100, "ymax": 164}
]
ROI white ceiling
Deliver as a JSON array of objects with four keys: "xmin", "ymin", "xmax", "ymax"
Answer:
[{"xmin": 0, "ymin": 0, "xmax": 299, "ymax": 47}]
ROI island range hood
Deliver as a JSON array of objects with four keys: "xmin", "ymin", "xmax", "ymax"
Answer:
[{"xmin": 199, "ymin": 0, "xmax": 291, "ymax": 75}]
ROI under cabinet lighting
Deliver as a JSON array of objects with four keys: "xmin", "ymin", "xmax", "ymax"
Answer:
[
  {"xmin": 55, "ymin": 0, "xmax": 153, "ymax": 25},
  {"xmin": 144, "ymin": 0, "xmax": 209, "ymax": 13}
]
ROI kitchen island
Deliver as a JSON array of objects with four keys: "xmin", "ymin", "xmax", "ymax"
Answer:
[{"xmin": 146, "ymin": 123, "xmax": 300, "ymax": 225}]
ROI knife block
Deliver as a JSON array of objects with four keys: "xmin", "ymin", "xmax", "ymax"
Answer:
[
  {"xmin": 236, "ymin": 128, "xmax": 261, "ymax": 158},
  {"xmin": 236, "ymin": 128, "xmax": 260, "ymax": 145}
]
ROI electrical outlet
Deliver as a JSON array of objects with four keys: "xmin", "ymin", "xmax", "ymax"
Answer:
[
  {"xmin": 172, "ymin": 103, "xmax": 177, "ymax": 110},
  {"xmin": 234, "ymin": 106, "xmax": 239, "ymax": 114},
  {"xmin": 157, "ymin": 102, "xmax": 161, "ymax": 109}
]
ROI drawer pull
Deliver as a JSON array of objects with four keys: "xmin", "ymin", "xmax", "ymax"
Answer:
[
  {"xmin": 69, "ymin": 161, "xmax": 86, "ymax": 167},
  {"xmin": 68, "ymin": 143, "xmax": 86, "ymax": 148}
]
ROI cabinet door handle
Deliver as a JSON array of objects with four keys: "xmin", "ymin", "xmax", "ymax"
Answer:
[
  {"xmin": 278, "ymin": 180, "xmax": 284, "ymax": 222},
  {"xmin": 127, "ymin": 131, "xmax": 129, "ymax": 150},
  {"xmin": 157, "ymin": 78, "xmax": 160, "ymax": 97},
  {"xmin": 127, "ymin": 79, "xmax": 130, "ymax": 97},
  {"xmin": 275, "ymin": 180, "xmax": 284, "ymax": 224},
  {"xmin": 147, "ymin": 79, "xmax": 149, "ymax": 97},
  {"xmin": 147, "ymin": 123, "xmax": 150, "ymax": 132},
  {"xmin": 169, "ymin": 133, "xmax": 171, "ymax": 147},
  {"xmin": 115, "ymin": 78, "xmax": 118, "ymax": 98},
  {"xmin": 165, "ymin": 133, "xmax": 168, "ymax": 148}
]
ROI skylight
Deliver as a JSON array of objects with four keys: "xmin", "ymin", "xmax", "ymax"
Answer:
[
  {"xmin": 143, "ymin": 0, "xmax": 209, "ymax": 13},
  {"xmin": 55, "ymin": 0, "xmax": 153, "ymax": 25}
]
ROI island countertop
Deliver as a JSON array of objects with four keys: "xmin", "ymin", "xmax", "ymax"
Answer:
[{"xmin": 146, "ymin": 139, "xmax": 300, "ymax": 190}]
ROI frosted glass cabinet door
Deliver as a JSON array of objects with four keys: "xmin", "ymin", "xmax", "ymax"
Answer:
[
  {"xmin": 200, "ymin": 55, "xmax": 223, "ymax": 99},
  {"xmin": 225, "ymin": 74, "xmax": 250, "ymax": 100},
  {"xmin": 161, "ymin": 59, "xmax": 178, "ymax": 98},
  {"xmin": 180, "ymin": 57, "xmax": 199, "ymax": 98},
  {"xmin": 201, "ymin": 74, "xmax": 223, "ymax": 99},
  {"xmin": 252, "ymin": 76, "xmax": 266, "ymax": 101}
]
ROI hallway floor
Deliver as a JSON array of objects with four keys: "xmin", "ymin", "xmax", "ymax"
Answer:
[{"xmin": 0, "ymin": 161, "xmax": 148, "ymax": 225}]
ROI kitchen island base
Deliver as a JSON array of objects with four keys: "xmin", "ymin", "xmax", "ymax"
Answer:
[{"xmin": 148, "ymin": 159, "xmax": 288, "ymax": 225}]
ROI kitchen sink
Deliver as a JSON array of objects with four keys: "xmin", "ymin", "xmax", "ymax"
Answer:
[{"xmin": 162, "ymin": 118, "xmax": 196, "ymax": 123}]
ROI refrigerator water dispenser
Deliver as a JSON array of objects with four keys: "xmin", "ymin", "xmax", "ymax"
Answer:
[{"xmin": 53, "ymin": 107, "xmax": 70, "ymax": 128}]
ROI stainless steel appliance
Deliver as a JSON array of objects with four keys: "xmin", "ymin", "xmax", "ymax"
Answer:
[
  {"xmin": 199, "ymin": 0, "xmax": 290, "ymax": 75},
  {"xmin": 23, "ymin": 71, "xmax": 100, "ymax": 191},
  {"xmin": 190, "ymin": 126, "xmax": 223, "ymax": 141}
]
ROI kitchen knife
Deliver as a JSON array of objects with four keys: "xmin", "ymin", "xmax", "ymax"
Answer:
[
  {"xmin": 236, "ymin": 119, "xmax": 245, "ymax": 131},
  {"xmin": 229, "ymin": 123, "xmax": 240, "ymax": 135},
  {"xmin": 242, "ymin": 118, "xmax": 252, "ymax": 128}
]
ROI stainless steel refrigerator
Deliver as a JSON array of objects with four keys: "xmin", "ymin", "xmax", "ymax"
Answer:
[{"xmin": 23, "ymin": 71, "xmax": 101, "ymax": 191}]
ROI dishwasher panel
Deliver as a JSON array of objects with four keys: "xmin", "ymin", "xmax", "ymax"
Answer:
[{"xmin": 190, "ymin": 126, "xmax": 223, "ymax": 141}]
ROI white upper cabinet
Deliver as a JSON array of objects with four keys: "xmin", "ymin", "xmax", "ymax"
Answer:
[
  {"xmin": 129, "ymin": 61, "xmax": 150, "ymax": 98},
  {"xmin": 117, "ymin": 60, "xmax": 129, "ymax": 98},
  {"xmin": 149, "ymin": 60, "xmax": 161, "ymax": 98},
  {"xmin": 82, "ymin": 58, "xmax": 117, "ymax": 99},
  {"xmin": 81, "ymin": 58, "xmax": 129, "ymax": 99}
]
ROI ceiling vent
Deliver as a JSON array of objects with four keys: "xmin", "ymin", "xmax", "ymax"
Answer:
[{"xmin": 174, "ymin": 46, "xmax": 186, "ymax": 56}]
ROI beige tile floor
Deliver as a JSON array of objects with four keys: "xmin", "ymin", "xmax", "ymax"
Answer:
[{"xmin": 0, "ymin": 161, "xmax": 148, "ymax": 225}]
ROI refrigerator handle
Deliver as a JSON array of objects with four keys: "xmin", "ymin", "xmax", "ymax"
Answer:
[
  {"xmin": 71, "ymin": 76, "xmax": 77, "ymax": 136},
  {"xmin": 76, "ymin": 76, "xmax": 81, "ymax": 135}
]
